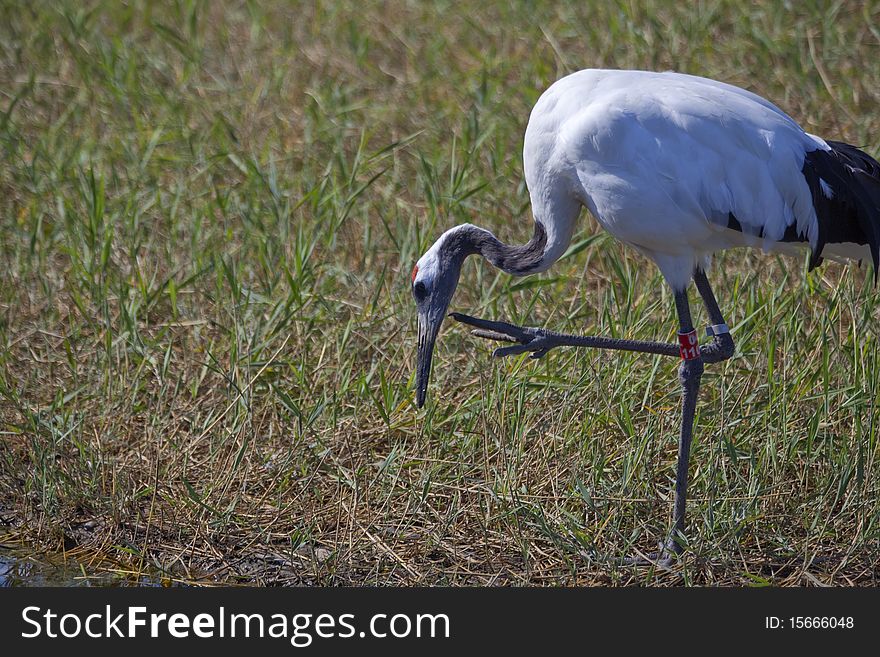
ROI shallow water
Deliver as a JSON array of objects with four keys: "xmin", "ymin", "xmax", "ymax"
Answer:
[{"xmin": 0, "ymin": 547, "xmax": 161, "ymax": 587}]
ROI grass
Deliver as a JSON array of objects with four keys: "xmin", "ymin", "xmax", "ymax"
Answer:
[{"xmin": 0, "ymin": 0, "xmax": 878, "ymax": 585}]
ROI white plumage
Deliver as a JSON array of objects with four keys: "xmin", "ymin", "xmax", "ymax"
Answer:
[{"xmin": 521, "ymin": 69, "xmax": 866, "ymax": 289}]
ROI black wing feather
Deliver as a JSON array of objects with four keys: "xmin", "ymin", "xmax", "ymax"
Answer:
[{"xmin": 801, "ymin": 140, "xmax": 880, "ymax": 276}]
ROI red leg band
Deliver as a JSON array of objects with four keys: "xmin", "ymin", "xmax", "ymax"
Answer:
[{"xmin": 678, "ymin": 329, "xmax": 700, "ymax": 360}]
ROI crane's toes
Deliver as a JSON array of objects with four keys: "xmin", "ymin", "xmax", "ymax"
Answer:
[
  {"xmin": 491, "ymin": 342, "xmax": 537, "ymax": 358},
  {"xmin": 471, "ymin": 328, "xmax": 519, "ymax": 343},
  {"xmin": 450, "ymin": 312, "xmax": 559, "ymax": 357},
  {"xmin": 619, "ymin": 550, "xmax": 676, "ymax": 568},
  {"xmin": 620, "ymin": 538, "xmax": 683, "ymax": 568},
  {"xmin": 449, "ymin": 312, "xmax": 526, "ymax": 340},
  {"xmin": 491, "ymin": 334, "xmax": 558, "ymax": 358}
]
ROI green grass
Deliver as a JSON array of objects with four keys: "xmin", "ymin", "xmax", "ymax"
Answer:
[{"xmin": 0, "ymin": 0, "xmax": 878, "ymax": 585}]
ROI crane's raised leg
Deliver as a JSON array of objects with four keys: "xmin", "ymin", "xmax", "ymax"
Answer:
[{"xmin": 452, "ymin": 267, "xmax": 734, "ymax": 566}]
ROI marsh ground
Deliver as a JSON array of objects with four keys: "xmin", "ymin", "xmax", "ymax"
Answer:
[{"xmin": 1, "ymin": 0, "xmax": 879, "ymax": 585}]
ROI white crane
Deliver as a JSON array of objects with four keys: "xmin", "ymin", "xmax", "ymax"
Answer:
[{"xmin": 411, "ymin": 69, "xmax": 880, "ymax": 564}]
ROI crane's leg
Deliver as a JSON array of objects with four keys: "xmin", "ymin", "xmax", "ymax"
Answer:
[
  {"xmin": 453, "ymin": 268, "xmax": 735, "ymax": 566},
  {"xmin": 660, "ymin": 290, "xmax": 703, "ymax": 561},
  {"xmin": 615, "ymin": 289, "xmax": 703, "ymax": 566},
  {"xmin": 450, "ymin": 268, "xmax": 734, "ymax": 362},
  {"xmin": 449, "ymin": 312, "xmax": 682, "ymax": 359},
  {"xmin": 647, "ymin": 270, "xmax": 733, "ymax": 564}
]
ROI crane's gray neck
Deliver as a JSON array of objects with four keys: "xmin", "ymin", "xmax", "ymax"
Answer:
[{"xmin": 442, "ymin": 222, "xmax": 548, "ymax": 276}]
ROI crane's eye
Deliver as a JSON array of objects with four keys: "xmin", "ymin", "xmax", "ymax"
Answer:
[{"xmin": 413, "ymin": 281, "xmax": 428, "ymax": 302}]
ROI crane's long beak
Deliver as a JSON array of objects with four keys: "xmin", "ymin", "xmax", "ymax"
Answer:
[
  {"xmin": 413, "ymin": 260, "xmax": 462, "ymax": 409},
  {"xmin": 415, "ymin": 311, "xmax": 442, "ymax": 408}
]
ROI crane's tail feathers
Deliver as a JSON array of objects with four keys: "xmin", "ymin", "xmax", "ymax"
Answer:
[{"xmin": 802, "ymin": 140, "xmax": 880, "ymax": 279}]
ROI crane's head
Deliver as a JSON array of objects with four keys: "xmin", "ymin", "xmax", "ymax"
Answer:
[{"xmin": 412, "ymin": 227, "xmax": 474, "ymax": 408}]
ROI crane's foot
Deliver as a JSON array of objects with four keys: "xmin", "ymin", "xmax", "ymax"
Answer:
[
  {"xmin": 449, "ymin": 312, "xmax": 561, "ymax": 359},
  {"xmin": 619, "ymin": 538, "xmax": 683, "ymax": 569}
]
